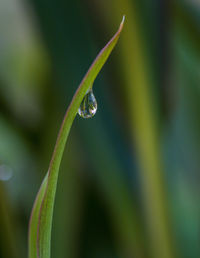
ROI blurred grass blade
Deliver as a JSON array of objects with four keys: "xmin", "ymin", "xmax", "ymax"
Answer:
[
  {"xmin": 91, "ymin": 1, "xmax": 175, "ymax": 258},
  {"xmin": 28, "ymin": 16, "xmax": 124, "ymax": 258},
  {"xmin": 0, "ymin": 183, "xmax": 19, "ymax": 258}
]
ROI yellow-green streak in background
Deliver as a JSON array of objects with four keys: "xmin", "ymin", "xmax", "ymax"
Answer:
[{"xmin": 92, "ymin": 1, "xmax": 175, "ymax": 258}]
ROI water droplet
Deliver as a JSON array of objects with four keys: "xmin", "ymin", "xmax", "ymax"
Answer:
[{"xmin": 78, "ymin": 89, "xmax": 97, "ymax": 118}]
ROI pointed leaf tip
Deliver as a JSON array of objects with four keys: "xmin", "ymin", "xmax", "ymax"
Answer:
[
  {"xmin": 122, "ymin": 15, "xmax": 125, "ymax": 24},
  {"xmin": 120, "ymin": 15, "xmax": 125, "ymax": 30}
]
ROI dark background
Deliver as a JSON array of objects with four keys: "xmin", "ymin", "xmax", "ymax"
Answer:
[{"xmin": 0, "ymin": 0, "xmax": 200, "ymax": 257}]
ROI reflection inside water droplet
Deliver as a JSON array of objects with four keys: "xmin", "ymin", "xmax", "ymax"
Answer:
[{"xmin": 78, "ymin": 89, "xmax": 97, "ymax": 118}]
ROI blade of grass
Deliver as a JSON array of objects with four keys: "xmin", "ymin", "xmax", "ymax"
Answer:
[
  {"xmin": 28, "ymin": 16, "xmax": 124, "ymax": 258},
  {"xmin": 90, "ymin": 1, "xmax": 175, "ymax": 258}
]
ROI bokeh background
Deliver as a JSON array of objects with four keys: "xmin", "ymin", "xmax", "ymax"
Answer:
[{"xmin": 0, "ymin": 0, "xmax": 200, "ymax": 257}]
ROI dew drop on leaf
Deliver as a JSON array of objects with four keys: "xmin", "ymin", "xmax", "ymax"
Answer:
[{"xmin": 78, "ymin": 89, "xmax": 97, "ymax": 118}]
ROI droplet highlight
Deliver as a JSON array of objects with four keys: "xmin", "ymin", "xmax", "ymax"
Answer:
[{"xmin": 78, "ymin": 89, "xmax": 97, "ymax": 118}]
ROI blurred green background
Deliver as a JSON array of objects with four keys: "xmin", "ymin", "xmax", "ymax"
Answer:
[{"xmin": 0, "ymin": 0, "xmax": 200, "ymax": 257}]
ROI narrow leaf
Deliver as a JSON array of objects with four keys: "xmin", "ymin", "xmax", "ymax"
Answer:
[{"xmin": 28, "ymin": 16, "xmax": 125, "ymax": 258}]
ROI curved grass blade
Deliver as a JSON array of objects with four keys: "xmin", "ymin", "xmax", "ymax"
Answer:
[{"xmin": 28, "ymin": 16, "xmax": 125, "ymax": 258}]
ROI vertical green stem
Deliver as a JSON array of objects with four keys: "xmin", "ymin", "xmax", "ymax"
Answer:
[{"xmin": 93, "ymin": 1, "xmax": 175, "ymax": 258}]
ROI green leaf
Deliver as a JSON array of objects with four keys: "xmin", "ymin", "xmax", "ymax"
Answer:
[{"xmin": 28, "ymin": 16, "xmax": 125, "ymax": 258}]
